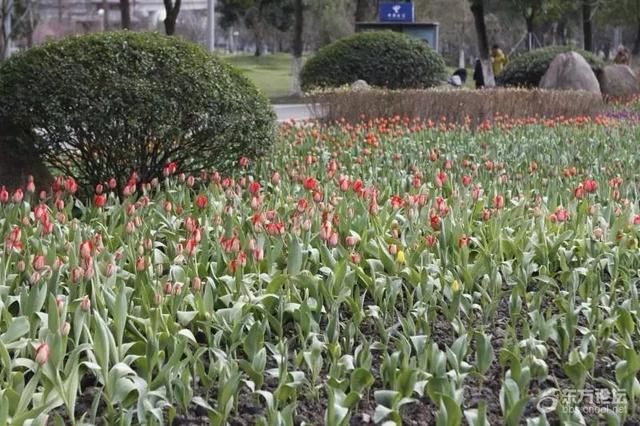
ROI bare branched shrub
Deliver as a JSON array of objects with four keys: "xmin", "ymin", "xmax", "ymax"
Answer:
[{"xmin": 309, "ymin": 88, "xmax": 604, "ymax": 125}]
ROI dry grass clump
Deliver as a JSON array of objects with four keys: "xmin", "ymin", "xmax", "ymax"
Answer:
[{"xmin": 309, "ymin": 88, "xmax": 604, "ymax": 125}]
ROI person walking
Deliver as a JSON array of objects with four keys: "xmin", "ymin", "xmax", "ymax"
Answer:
[
  {"xmin": 473, "ymin": 59, "xmax": 484, "ymax": 89},
  {"xmin": 613, "ymin": 46, "xmax": 631, "ymax": 65},
  {"xmin": 490, "ymin": 44, "xmax": 508, "ymax": 76}
]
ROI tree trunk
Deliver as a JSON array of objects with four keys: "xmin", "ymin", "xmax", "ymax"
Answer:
[
  {"xmin": 470, "ymin": 0, "xmax": 494, "ymax": 87},
  {"xmin": 26, "ymin": 0, "xmax": 34, "ymax": 47},
  {"xmin": 582, "ymin": 0, "xmax": 593, "ymax": 51},
  {"xmin": 526, "ymin": 16, "xmax": 534, "ymax": 50},
  {"xmin": 253, "ymin": 21, "xmax": 264, "ymax": 56},
  {"xmin": 290, "ymin": 0, "xmax": 303, "ymax": 96},
  {"xmin": 120, "ymin": 0, "xmax": 131, "ymax": 29},
  {"xmin": 1, "ymin": 0, "xmax": 13, "ymax": 61},
  {"xmin": 163, "ymin": 0, "xmax": 181, "ymax": 35},
  {"xmin": 634, "ymin": 17, "xmax": 640, "ymax": 55},
  {"xmin": 355, "ymin": 0, "xmax": 368, "ymax": 22}
]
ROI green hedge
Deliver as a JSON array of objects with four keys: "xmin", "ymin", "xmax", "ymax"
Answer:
[
  {"xmin": 0, "ymin": 31, "xmax": 276, "ymax": 193},
  {"xmin": 497, "ymin": 45, "xmax": 604, "ymax": 88},
  {"xmin": 301, "ymin": 31, "xmax": 447, "ymax": 91}
]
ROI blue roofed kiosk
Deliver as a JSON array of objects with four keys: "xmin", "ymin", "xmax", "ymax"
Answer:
[{"xmin": 355, "ymin": 1, "xmax": 440, "ymax": 51}]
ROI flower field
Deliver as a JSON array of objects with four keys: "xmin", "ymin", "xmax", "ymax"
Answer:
[{"xmin": 1, "ymin": 116, "xmax": 640, "ymax": 425}]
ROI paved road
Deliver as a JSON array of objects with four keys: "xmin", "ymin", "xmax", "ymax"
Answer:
[{"xmin": 273, "ymin": 104, "xmax": 318, "ymax": 122}]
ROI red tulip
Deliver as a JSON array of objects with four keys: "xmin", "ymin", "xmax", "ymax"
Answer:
[
  {"xmin": 390, "ymin": 195, "xmax": 403, "ymax": 209},
  {"xmin": 0, "ymin": 186, "xmax": 9, "ymax": 203},
  {"xmin": 195, "ymin": 194, "xmax": 208, "ymax": 209},
  {"xmin": 249, "ymin": 181, "xmax": 261, "ymax": 195},
  {"xmin": 425, "ymin": 234, "xmax": 438, "ymax": 247},
  {"xmin": 94, "ymin": 193, "xmax": 107, "ymax": 207},
  {"xmin": 304, "ymin": 177, "xmax": 317, "ymax": 191},
  {"xmin": 430, "ymin": 215, "xmax": 441, "ymax": 231},
  {"xmin": 583, "ymin": 179, "xmax": 598, "ymax": 193},
  {"xmin": 12, "ymin": 189, "xmax": 23, "ymax": 203}
]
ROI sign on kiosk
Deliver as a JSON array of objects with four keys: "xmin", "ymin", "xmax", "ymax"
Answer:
[{"xmin": 379, "ymin": 2, "xmax": 415, "ymax": 23}]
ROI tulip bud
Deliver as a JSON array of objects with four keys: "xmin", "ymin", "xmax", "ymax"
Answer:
[
  {"xmin": 191, "ymin": 277, "xmax": 202, "ymax": 291},
  {"xmin": 80, "ymin": 295, "xmax": 91, "ymax": 312},
  {"xmin": 30, "ymin": 271, "xmax": 41, "ymax": 284},
  {"xmin": 80, "ymin": 241, "xmax": 92, "ymax": 260},
  {"xmin": 163, "ymin": 281, "xmax": 173, "ymax": 295},
  {"xmin": 328, "ymin": 232, "xmax": 339, "ymax": 247},
  {"xmin": 71, "ymin": 266, "xmax": 84, "ymax": 283},
  {"xmin": 154, "ymin": 292, "xmax": 163, "ymax": 306},
  {"xmin": 56, "ymin": 295, "xmax": 65, "ymax": 313},
  {"xmin": 345, "ymin": 235, "xmax": 358, "ymax": 247},
  {"xmin": 84, "ymin": 263, "xmax": 95, "ymax": 280},
  {"xmin": 388, "ymin": 244, "xmax": 398, "ymax": 255},
  {"xmin": 60, "ymin": 322, "xmax": 71, "ymax": 337},
  {"xmin": 136, "ymin": 257, "xmax": 146, "ymax": 272},
  {"xmin": 172, "ymin": 282, "xmax": 183, "ymax": 296},
  {"xmin": 35, "ymin": 342, "xmax": 49, "ymax": 365},
  {"xmin": 16, "ymin": 260, "xmax": 26, "ymax": 272},
  {"xmin": 270, "ymin": 172, "xmax": 281, "ymax": 186}
]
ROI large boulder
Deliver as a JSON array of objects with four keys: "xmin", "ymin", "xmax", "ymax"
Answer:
[
  {"xmin": 599, "ymin": 64, "xmax": 639, "ymax": 98},
  {"xmin": 539, "ymin": 51, "xmax": 601, "ymax": 94},
  {"xmin": 351, "ymin": 80, "xmax": 371, "ymax": 91}
]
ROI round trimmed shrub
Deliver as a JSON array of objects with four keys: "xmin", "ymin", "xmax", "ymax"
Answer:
[
  {"xmin": 301, "ymin": 31, "xmax": 447, "ymax": 91},
  {"xmin": 0, "ymin": 31, "xmax": 276, "ymax": 192},
  {"xmin": 497, "ymin": 45, "xmax": 604, "ymax": 88}
]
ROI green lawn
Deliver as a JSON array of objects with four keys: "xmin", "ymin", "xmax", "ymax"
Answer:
[
  {"xmin": 222, "ymin": 53, "xmax": 296, "ymax": 101},
  {"xmin": 223, "ymin": 54, "xmax": 474, "ymax": 100}
]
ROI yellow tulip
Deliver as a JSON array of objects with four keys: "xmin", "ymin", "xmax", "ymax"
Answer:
[
  {"xmin": 451, "ymin": 280, "xmax": 461, "ymax": 293},
  {"xmin": 396, "ymin": 250, "xmax": 405, "ymax": 264}
]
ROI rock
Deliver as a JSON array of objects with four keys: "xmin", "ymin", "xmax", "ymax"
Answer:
[
  {"xmin": 351, "ymin": 80, "xmax": 370, "ymax": 91},
  {"xmin": 539, "ymin": 51, "xmax": 601, "ymax": 94},
  {"xmin": 599, "ymin": 64, "xmax": 639, "ymax": 99}
]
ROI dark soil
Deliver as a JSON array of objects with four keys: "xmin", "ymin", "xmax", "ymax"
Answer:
[{"xmin": 48, "ymin": 285, "xmax": 640, "ymax": 426}]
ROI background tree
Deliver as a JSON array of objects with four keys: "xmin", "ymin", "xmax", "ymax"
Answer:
[
  {"xmin": 219, "ymin": 0, "xmax": 294, "ymax": 56},
  {"xmin": 120, "ymin": 0, "xmax": 131, "ymax": 29},
  {"xmin": 163, "ymin": 0, "xmax": 181, "ymax": 35},
  {"xmin": 469, "ymin": 0, "xmax": 494, "ymax": 86},
  {"xmin": 1, "ymin": 0, "xmax": 37, "ymax": 60},
  {"xmin": 290, "ymin": 0, "xmax": 303, "ymax": 95},
  {"xmin": 306, "ymin": 0, "xmax": 353, "ymax": 49},
  {"xmin": 598, "ymin": 0, "xmax": 640, "ymax": 53},
  {"xmin": 582, "ymin": 0, "xmax": 593, "ymax": 51}
]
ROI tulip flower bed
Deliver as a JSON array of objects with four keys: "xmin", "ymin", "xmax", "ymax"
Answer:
[{"xmin": 1, "ymin": 116, "xmax": 640, "ymax": 426}]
